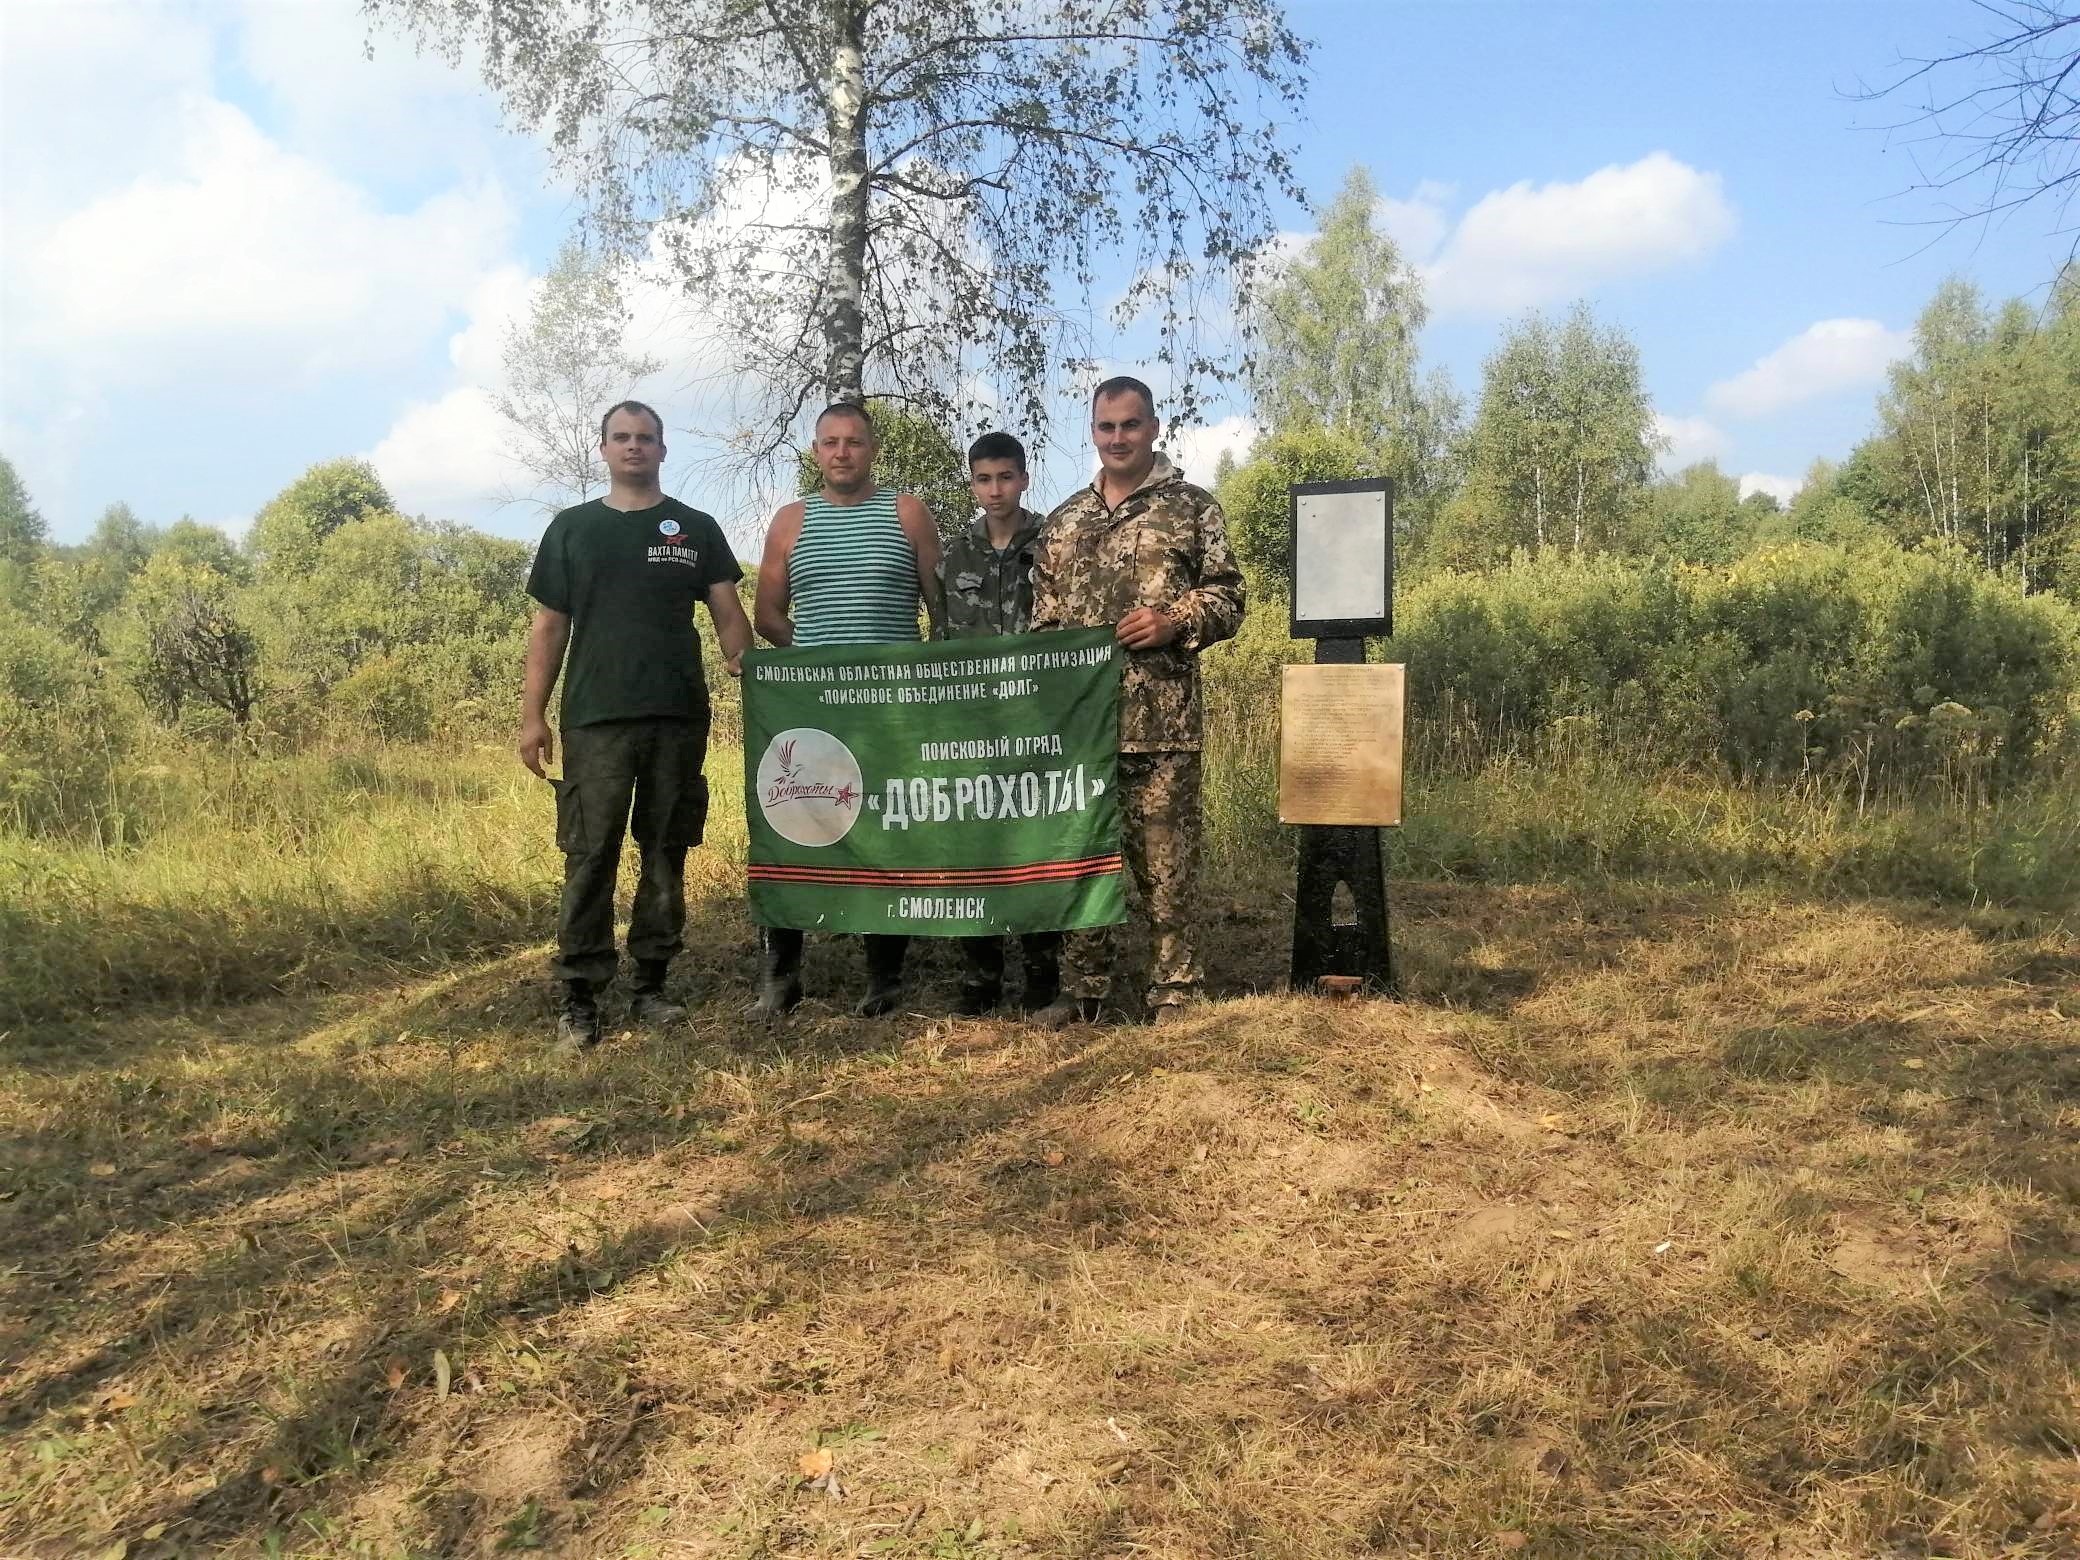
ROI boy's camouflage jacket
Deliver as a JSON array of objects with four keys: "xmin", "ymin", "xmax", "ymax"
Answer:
[
  {"xmin": 937, "ymin": 508, "xmax": 1046, "ymax": 639},
  {"xmin": 1032, "ymin": 455, "xmax": 1245, "ymax": 754}
]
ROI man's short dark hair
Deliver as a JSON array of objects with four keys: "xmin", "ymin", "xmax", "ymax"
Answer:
[
  {"xmin": 599, "ymin": 400, "xmax": 665, "ymax": 442},
  {"xmin": 968, "ymin": 432, "xmax": 1027, "ymax": 472},
  {"xmin": 815, "ymin": 401, "xmax": 877, "ymax": 437},
  {"xmin": 1091, "ymin": 375, "xmax": 1156, "ymax": 417}
]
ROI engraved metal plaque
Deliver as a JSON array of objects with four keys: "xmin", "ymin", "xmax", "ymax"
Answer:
[{"xmin": 1278, "ymin": 662, "xmax": 1404, "ymax": 827}]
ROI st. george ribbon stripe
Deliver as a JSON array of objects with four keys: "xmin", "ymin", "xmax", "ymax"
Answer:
[
  {"xmin": 745, "ymin": 861, "xmax": 1122, "ymax": 887},
  {"xmin": 746, "ymin": 853, "xmax": 1122, "ymax": 888},
  {"xmin": 748, "ymin": 852, "xmax": 1120, "ymax": 881}
]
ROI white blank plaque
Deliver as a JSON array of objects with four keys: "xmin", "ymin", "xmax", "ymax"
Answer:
[{"xmin": 1293, "ymin": 485, "xmax": 1389, "ymax": 629}]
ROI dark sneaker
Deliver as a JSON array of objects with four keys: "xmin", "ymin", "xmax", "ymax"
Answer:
[
  {"xmin": 955, "ymin": 983, "xmax": 1002, "ymax": 1017},
  {"xmin": 853, "ymin": 978, "xmax": 905, "ymax": 1018},
  {"xmin": 554, "ymin": 1003, "xmax": 602, "ymax": 1057},
  {"xmin": 630, "ymin": 989, "xmax": 687, "ymax": 1026},
  {"xmin": 1029, "ymin": 998, "xmax": 1105, "ymax": 1031}
]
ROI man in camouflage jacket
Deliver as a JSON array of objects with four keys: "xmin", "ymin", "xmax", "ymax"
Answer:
[{"xmin": 1030, "ymin": 376, "xmax": 1246, "ymax": 1024}]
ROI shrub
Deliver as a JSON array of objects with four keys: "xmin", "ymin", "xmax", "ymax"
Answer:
[{"xmin": 0, "ymin": 609, "xmax": 140, "ymax": 838}]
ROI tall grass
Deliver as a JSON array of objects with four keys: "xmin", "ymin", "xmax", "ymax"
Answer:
[
  {"xmin": 7, "ymin": 541, "xmax": 2077, "ymax": 1028},
  {"xmin": 8, "ymin": 714, "xmax": 2072, "ymax": 1031}
]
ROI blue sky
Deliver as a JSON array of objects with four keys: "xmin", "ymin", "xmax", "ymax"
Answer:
[{"xmin": 1, "ymin": 0, "xmax": 2068, "ymax": 547}]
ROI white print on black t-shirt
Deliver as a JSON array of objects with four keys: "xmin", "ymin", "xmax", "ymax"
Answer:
[{"xmin": 647, "ymin": 544, "xmax": 703, "ymax": 569}]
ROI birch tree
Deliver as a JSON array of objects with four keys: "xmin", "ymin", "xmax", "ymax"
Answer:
[
  {"xmin": 1457, "ymin": 304, "xmax": 1657, "ymax": 557},
  {"xmin": 368, "ymin": 0, "xmax": 1310, "ymax": 458},
  {"xmin": 1873, "ymin": 272, "xmax": 2079, "ymax": 589},
  {"xmin": 1250, "ymin": 165, "xmax": 1460, "ymax": 545},
  {"xmin": 496, "ymin": 240, "xmax": 664, "ymax": 505}
]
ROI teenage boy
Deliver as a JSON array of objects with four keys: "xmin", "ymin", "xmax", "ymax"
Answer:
[
  {"xmin": 521, "ymin": 401, "xmax": 753, "ymax": 1054},
  {"xmin": 937, "ymin": 432, "xmax": 1060, "ymax": 1015}
]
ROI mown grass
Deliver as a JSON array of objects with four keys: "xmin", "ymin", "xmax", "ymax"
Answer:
[
  {"xmin": 1, "ymin": 881, "xmax": 2073, "ymax": 1557},
  {"xmin": 2, "ymin": 707, "xmax": 2074, "ymax": 1557}
]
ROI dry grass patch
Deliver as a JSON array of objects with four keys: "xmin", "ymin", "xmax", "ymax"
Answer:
[{"xmin": 1, "ymin": 883, "xmax": 2074, "ymax": 1558}]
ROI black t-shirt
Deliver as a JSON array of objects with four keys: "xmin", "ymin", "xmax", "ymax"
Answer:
[{"xmin": 526, "ymin": 497, "xmax": 742, "ymax": 729}]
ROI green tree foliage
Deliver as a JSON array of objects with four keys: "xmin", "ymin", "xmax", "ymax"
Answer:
[
  {"xmin": 0, "ymin": 458, "xmax": 50, "ymax": 606},
  {"xmin": 1214, "ymin": 427, "xmax": 1368, "ymax": 590},
  {"xmin": 36, "ymin": 503, "xmax": 164, "ymax": 655},
  {"xmin": 157, "ymin": 519, "xmax": 250, "ymax": 581},
  {"xmin": 1446, "ymin": 304, "xmax": 1660, "ymax": 562},
  {"xmin": 244, "ymin": 510, "xmax": 531, "ymax": 738},
  {"xmin": 1251, "ymin": 165, "xmax": 1460, "ymax": 544},
  {"xmin": 112, "ymin": 555, "xmax": 261, "ymax": 727},
  {"xmin": 497, "ymin": 239, "xmax": 665, "ymax": 506},
  {"xmin": 0, "ymin": 457, "xmax": 48, "ymax": 570},
  {"xmin": 370, "ymin": 0, "xmax": 1308, "ymax": 456},
  {"xmin": 1639, "ymin": 461, "xmax": 1748, "ymax": 565},
  {"xmin": 1845, "ymin": 273, "xmax": 2080, "ymax": 595},
  {"xmin": 1749, "ymin": 462, "xmax": 1890, "ymax": 550},
  {"xmin": 0, "ymin": 608, "xmax": 138, "ymax": 836},
  {"xmin": 248, "ymin": 459, "xmax": 394, "ymax": 579},
  {"xmin": 793, "ymin": 400, "xmax": 969, "ymax": 538}
]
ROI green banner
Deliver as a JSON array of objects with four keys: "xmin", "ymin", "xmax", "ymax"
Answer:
[{"xmin": 742, "ymin": 627, "xmax": 1126, "ymax": 937}]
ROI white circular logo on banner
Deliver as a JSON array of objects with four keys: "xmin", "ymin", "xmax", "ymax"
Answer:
[{"xmin": 756, "ymin": 727, "xmax": 865, "ymax": 847}]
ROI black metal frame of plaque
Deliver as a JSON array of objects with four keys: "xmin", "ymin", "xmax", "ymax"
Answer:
[
  {"xmin": 1287, "ymin": 477, "xmax": 1396, "ymax": 995},
  {"xmin": 1288, "ymin": 478, "xmax": 1394, "ymax": 641}
]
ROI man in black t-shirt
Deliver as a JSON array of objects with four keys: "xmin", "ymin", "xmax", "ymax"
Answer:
[{"xmin": 522, "ymin": 400, "xmax": 753, "ymax": 1053}]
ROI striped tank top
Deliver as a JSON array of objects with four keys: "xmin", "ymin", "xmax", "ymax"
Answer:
[{"xmin": 787, "ymin": 489, "xmax": 922, "ymax": 647}]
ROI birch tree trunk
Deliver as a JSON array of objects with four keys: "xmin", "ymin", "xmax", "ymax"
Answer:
[{"xmin": 822, "ymin": 0, "xmax": 870, "ymax": 404}]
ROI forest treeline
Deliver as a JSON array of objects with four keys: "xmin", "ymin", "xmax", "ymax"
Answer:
[{"xmin": 2, "ymin": 168, "xmax": 2075, "ymax": 842}]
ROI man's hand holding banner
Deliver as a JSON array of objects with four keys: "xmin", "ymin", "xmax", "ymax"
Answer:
[{"xmin": 743, "ymin": 627, "xmax": 1128, "ymax": 936}]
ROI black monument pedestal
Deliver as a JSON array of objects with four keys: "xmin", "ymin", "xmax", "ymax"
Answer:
[{"xmin": 1288, "ymin": 636, "xmax": 1395, "ymax": 995}]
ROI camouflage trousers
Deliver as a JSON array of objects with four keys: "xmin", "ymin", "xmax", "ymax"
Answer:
[
  {"xmin": 1060, "ymin": 750, "xmax": 1202, "ymax": 1010},
  {"xmin": 551, "ymin": 717, "xmax": 710, "ymax": 986}
]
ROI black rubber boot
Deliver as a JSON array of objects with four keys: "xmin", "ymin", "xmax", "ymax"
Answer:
[
  {"xmin": 630, "ymin": 958, "xmax": 686, "ymax": 1025},
  {"xmin": 853, "ymin": 934, "xmax": 908, "ymax": 1018},
  {"xmin": 955, "ymin": 981, "xmax": 1002, "ymax": 1017},
  {"xmin": 752, "ymin": 929, "xmax": 804, "ymax": 1018},
  {"xmin": 1019, "ymin": 932, "xmax": 1061, "ymax": 1012},
  {"xmin": 555, "ymin": 978, "xmax": 602, "ymax": 1055}
]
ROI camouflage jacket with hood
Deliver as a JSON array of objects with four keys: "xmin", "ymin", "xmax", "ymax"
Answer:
[
  {"xmin": 1032, "ymin": 455, "xmax": 1245, "ymax": 753},
  {"xmin": 937, "ymin": 508, "xmax": 1046, "ymax": 639}
]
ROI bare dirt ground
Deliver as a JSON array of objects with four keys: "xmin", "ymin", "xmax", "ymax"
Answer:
[{"xmin": 2, "ymin": 881, "xmax": 2075, "ymax": 1558}]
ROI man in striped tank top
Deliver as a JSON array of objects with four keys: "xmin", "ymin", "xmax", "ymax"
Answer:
[{"xmin": 751, "ymin": 402, "xmax": 946, "ymax": 1017}]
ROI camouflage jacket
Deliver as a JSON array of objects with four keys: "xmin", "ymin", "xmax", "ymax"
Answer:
[
  {"xmin": 937, "ymin": 508, "xmax": 1046, "ymax": 639},
  {"xmin": 1032, "ymin": 455, "xmax": 1245, "ymax": 753}
]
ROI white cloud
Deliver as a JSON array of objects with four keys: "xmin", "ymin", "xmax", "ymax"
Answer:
[
  {"xmin": 15, "ymin": 98, "xmax": 513, "ymax": 386},
  {"xmin": 1653, "ymin": 413, "xmax": 1728, "ymax": 470},
  {"xmin": 1739, "ymin": 472, "xmax": 1802, "ymax": 507},
  {"xmin": 0, "ymin": 0, "xmax": 215, "ymax": 222},
  {"xmin": 361, "ymin": 234, "xmax": 745, "ymax": 521},
  {"xmin": 1422, "ymin": 153, "xmax": 1734, "ymax": 318},
  {"xmin": 1706, "ymin": 319, "xmax": 1910, "ymax": 419},
  {"xmin": 368, "ymin": 385, "xmax": 519, "ymax": 518},
  {"xmin": 1374, "ymin": 180, "xmax": 1455, "ymax": 263},
  {"xmin": 230, "ymin": 0, "xmax": 525, "ymax": 186},
  {"xmin": 1163, "ymin": 415, "xmax": 1258, "ymax": 484}
]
